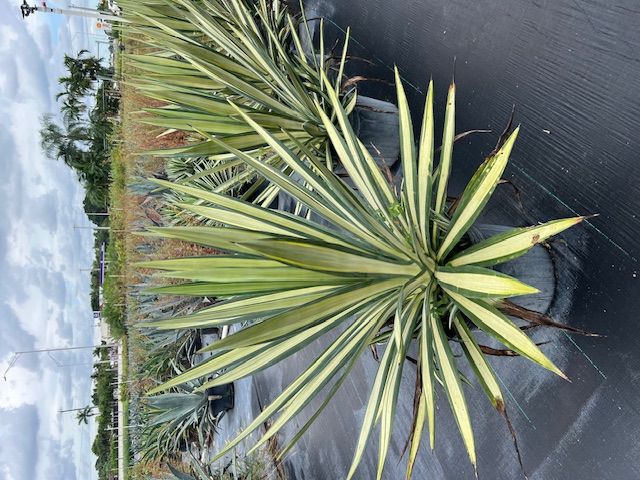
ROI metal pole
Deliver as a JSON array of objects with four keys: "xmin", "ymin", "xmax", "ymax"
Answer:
[
  {"xmin": 4, "ymin": 343, "xmax": 117, "ymax": 380},
  {"xmin": 74, "ymin": 226, "xmax": 129, "ymax": 233},
  {"xmin": 75, "ymin": 225, "xmax": 111, "ymax": 230},
  {"xmin": 32, "ymin": 5, "xmax": 130, "ymax": 23},
  {"xmin": 13, "ymin": 344, "xmax": 116, "ymax": 354},
  {"xmin": 59, "ymin": 406, "xmax": 95, "ymax": 414}
]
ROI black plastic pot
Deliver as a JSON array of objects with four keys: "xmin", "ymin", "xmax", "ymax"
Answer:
[
  {"xmin": 206, "ymin": 383, "xmax": 235, "ymax": 414},
  {"xmin": 199, "ymin": 327, "xmax": 220, "ymax": 336},
  {"xmin": 294, "ymin": 10, "xmax": 400, "ymax": 170},
  {"xmin": 349, "ymin": 95, "xmax": 400, "ymax": 169}
]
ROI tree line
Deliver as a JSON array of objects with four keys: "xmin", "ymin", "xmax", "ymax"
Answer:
[{"xmin": 39, "ymin": 49, "xmax": 119, "ymax": 216}]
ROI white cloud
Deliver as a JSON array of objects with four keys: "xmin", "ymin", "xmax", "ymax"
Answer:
[
  {"xmin": 0, "ymin": 366, "xmax": 40, "ymax": 409},
  {"xmin": 0, "ymin": 24, "xmax": 19, "ymax": 49},
  {"xmin": 0, "ymin": 465, "xmax": 17, "ymax": 480}
]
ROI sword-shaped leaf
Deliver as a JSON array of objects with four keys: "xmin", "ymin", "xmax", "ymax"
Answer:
[
  {"xmin": 448, "ymin": 217, "xmax": 587, "ymax": 267},
  {"xmin": 146, "ymin": 280, "xmax": 322, "ymax": 297},
  {"xmin": 418, "ymin": 80, "xmax": 435, "ymax": 250},
  {"xmin": 435, "ymin": 265, "xmax": 538, "ymax": 298},
  {"xmin": 446, "ymin": 290, "xmax": 567, "ymax": 379},
  {"xmin": 205, "ymin": 112, "xmax": 412, "ymax": 260},
  {"xmin": 406, "ymin": 392, "xmax": 427, "ymax": 480},
  {"xmin": 204, "ymin": 279, "xmax": 404, "ymax": 351},
  {"xmin": 422, "ymin": 287, "xmax": 437, "ymax": 448},
  {"xmin": 395, "ymin": 68, "xmax": 419, "ymax": 236},
  {"xmin": 149, "ymin": 179, "xmax": 379, "ymax": 254},
  {"xmin": 246, "ymin": 299, "xmax": 393, "ymax": 457},
  {"xmin": 210, "ymin": 298, "xmax": 395, "ymax": 463},
  {"xmin": 433, "ymin": 80, "xmax": 456, "ymax": 218},
  {"xmin": 242, "ymin": 238, "xmax": 420, "ymax": 277},
  {"xmin": 431, "ymin": 299, "xmax": 476, "ymax": 467},
  {"xmin": 376, "ymin": 296, "xmax": 421, "ymax": 479},
  {"xmin": 347, "ymin": 328, "xmax": 396, "ymax": 480},
  {"xmin": 143, "ymin": 286, "xmax": 338, "ymax": 330},
  {"xmin": 453, "ymin": 315, "xmax": 503, "ymax": 408},
  {"xmin": 438, "ymin": 128, "xmax": 519, "ymax": 261}
]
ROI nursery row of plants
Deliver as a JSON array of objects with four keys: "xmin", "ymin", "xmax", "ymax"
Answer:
[{"xmin": 111, "ymin": 0, "xmax": 591, "ymax": 478}]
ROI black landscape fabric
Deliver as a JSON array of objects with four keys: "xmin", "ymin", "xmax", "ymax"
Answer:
[{"xmin": 265, "ymin": 0, "xmax": 640, "ymax": 478}]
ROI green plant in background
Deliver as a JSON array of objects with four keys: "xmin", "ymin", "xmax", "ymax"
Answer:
[
  {"xmin": 141, "ymin": 328, "xmax": 201, "ymax": 379},
  {"xmin": 162, "ymin": 156, "xmax": 251, "ymax": 227},
  {"xmin": 131, "ymin": 288, "xmax": 212, "ymax": 381},
  {"xmin": 139, "ymin": 366, "xmax": 221, "ymax": 462},
  {"xmin": 119, "ymin": 0, "xmax": 356, "ymax": 206},
  {"xmin": 139, "ymin": 68, "xmax": 586, "ymax": 478}
]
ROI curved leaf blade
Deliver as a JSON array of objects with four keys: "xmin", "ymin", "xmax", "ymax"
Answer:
[
  {"xmin": 446, "ymin": 290, "xmax": 567, "ymax": 379},
  {"xmin": 449, "ymin": 217, "xmax": 586, "ymax": 267},
  {"xmin": 435, "ymin": 265, "xmax": 538, "ymax": 298},
  {"xmin": 438, "ymin": 128, "xmax": 519, "ymax": 261}
]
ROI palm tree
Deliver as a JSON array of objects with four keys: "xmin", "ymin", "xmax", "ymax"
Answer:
[
  {"xmin": 76, "ymin": 405, "xmax": 97, "ymax": 425},
  {"xmin": 39, "ymin": 113, "xmax": 90, "ymax": 165},
  {"xmin": 59, "ymin": 405, "xmax": 97, "ymax": 425},
  {"xmin": 58, "ymin": 50, "xmax": 110, "ymax": 99},
  {"xmin": 59, "ymin": 96, "xmax": 87, "ymax": 125},
  {"xmin": 72, "ymin": 150, "xmax": 111, "ymax": 204},
  {"xmin": 87, "ymin": 108, "xmax": 113, "ymax": 149}
]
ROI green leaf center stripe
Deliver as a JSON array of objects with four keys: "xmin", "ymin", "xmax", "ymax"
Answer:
[
  {"xmin": 437, "ymin": 129, "xmax": 519, "ymax": 261},
  {"xmin": 143, "ymin": 286, "xmax": 339, "ymax": 330},
  {"xmin": 205, "ymin": 278, "xmax": 405, "ymax": 351},
  {"xmin": 430, "ymin": 299, "xmax": 476, "ymax": 466},
  {"xmin": 417, "ymin": 80, "xmax": 435, "ymax": 250},
  {"xmin": 453, "ymin": 316, "xmax": 503, "ymax": 409},
  {"xmin": 433, "ymin": 82, "xmax": 456, "ymax": 219},
  {"xmin": 242, "ymin": 239, "xmax": 421, "ymax": 276},
  {"xmin": 435, "ymin": 265, "xmax": 538, "ymax": 298},
  {"xmin": 448, "ymin": 217, "xmax": 585, "ymax": 267},
  {"xmin": 446, "ymin": 290, "xmax": 566, "ymax": 378}
]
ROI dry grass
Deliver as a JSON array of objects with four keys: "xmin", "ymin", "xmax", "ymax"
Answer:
[
  {"xmin": 116, "ymin": 29, "xmax": 289, "ymax": 480},
  {"xmin": 117, "ymin": 33, "xmax": 223, "ymax": 369},
  {"xmin": 121, "ymin": 85, "xmax": 191, "ymax": 154},
  {"xmin": 114, "ymin": 38, "xmax": 209, "ymax": 272}
]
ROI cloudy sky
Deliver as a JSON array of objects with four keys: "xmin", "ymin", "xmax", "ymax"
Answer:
[{"xmin": 0, "ymin": 1, "xmax": 110, "ymax": 478}]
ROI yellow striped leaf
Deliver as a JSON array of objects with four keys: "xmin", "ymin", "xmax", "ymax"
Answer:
[
  {"xmin": 438, "ymin": 129, "xmax": 519, "ymax": 261},
  {"xmin": 446, "ymin": 290, "xmax": 567, "ymax": 379},
  {"xmin": 430, "ymin": 300, "xmax": 476, "ymax": 467},
  {"xmin": 435, "ymin": 265, "xmax": 538, "ymax": 298},
  {"xmin": 448, "ymin": 217, "xmax": 586, "ymax": 267}
]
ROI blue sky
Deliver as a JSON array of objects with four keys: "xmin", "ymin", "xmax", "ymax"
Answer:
[{"xmin": 0, "ymin": 1, "xmax": 110, "ymax": 478}]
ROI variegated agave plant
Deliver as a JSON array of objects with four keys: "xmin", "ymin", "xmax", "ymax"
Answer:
[
  {"xmin": 120, "ymin": 0, "xmax": 356, "ymax": 206},
  {"xmin": 140, "ymin": 69, "xmax": 586, "ymax": 478}
]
